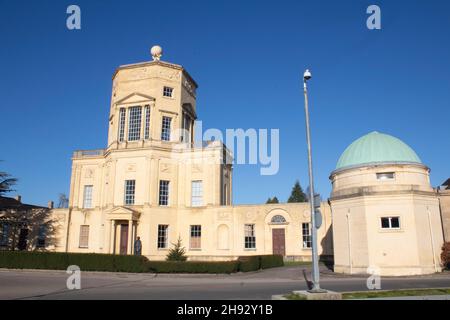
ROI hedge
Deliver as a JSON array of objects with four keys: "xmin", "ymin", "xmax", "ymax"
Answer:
[
  {"xmin": 147, "ymin": 261, "xmax": 239, "ymax": 274},
  {"xmin": 442, "ymin": 242, "xmax": 450, "ymax": 270},
  {"xmin": 238, "ymin": 255, "xmax": 284, "ymax": 271},
  {"xmin": 0, "ymin": 251, "xmax": 284, "ymax": 273},
  {"xmin": 0, "ymin": 251, "xmax": 149, "ymax": 273}
]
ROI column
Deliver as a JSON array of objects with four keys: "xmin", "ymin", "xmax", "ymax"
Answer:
[
  {"xmin": 110, "ymin": 220, "xmax": 116, "ymax": 254},
  {"xmin": 105, "ymin": 219, "xmax": 112, "ymax": 253},
  {"xmin": 127, "ymin": 219, "xmax": 133, "ymax": 255}
]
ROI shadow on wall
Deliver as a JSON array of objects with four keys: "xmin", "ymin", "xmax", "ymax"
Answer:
[
  {"xmin": 320, "ymin": 226, "xmax": 334, "ymax": 271},
  {"xmin": 0, "ymin": 207, "xmax": 57, "ymax": 251}
]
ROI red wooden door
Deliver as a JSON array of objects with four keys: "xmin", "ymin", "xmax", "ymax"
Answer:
[
  {"xmin": 120, "ymin": 224, "xmax": 128, "ymax": 255},
  {"xmin": 272, "ymin": 229, "xmax": 286, "ymax": 256}
]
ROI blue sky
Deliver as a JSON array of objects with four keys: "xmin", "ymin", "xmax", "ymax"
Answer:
[{"xmin": 1, "ymin": 0, "xmax": 449, "ymax": 206}]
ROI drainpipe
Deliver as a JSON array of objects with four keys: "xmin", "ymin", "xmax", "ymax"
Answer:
[
  {"xmin": 65, "ymin": 207, "xmax": 72, "ymax": 252},
  {"xmin": 427, "ymin": 207, "xmax": 438, "ymax": 272},
  {"xmin": 346, "ymin": 211, "xmax": 352, "ymax": 274}
]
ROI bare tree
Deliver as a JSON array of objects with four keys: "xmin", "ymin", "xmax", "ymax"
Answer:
[{"xmin": 57, "ymin": 193, "xmax": 69, "ymax": 209}]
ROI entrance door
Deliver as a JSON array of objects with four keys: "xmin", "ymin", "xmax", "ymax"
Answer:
[
  {"xmin": 17, "ymin": 228, "xmax": 29, "ymax": 251},
  {"xmin": 120, "ymin": 224, "xmax": 128, "ymax": 255},
  {"xmin": 272, "ymin": 229, "xmax": 286, "ymax": 256}
]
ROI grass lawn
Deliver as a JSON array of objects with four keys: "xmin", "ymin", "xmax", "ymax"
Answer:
[
  {"xmin": 342, "ymin": 288, "xmax": 450, "ymax": 299},
  {"xmin": 283, "ymin": 288, "xmax": 450, "ymax": 300}
]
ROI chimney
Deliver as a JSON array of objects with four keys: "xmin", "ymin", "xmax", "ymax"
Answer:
[
  {"xmin": 48, "ymin": 201, "xmax": 54, "ymax": 209},
  {"xmin": 15, "ymin": 195, "xmax": 21, "ymax": 203}
]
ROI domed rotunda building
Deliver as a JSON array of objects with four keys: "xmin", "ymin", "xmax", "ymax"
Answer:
[{"xmin": 330, "ymin": 131, "xmax": 444, "ymax": 276}]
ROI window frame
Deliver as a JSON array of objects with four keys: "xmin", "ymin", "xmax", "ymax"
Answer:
[
  {"xmin": 380, "ymin": 216, "xmax": 401, "ymax": 230},
  {"xmin": 144, "ymin": 105, "xmax": 151, "ymax": 140},
  {"xmin": 302, "ymin": 222, "xmax": 312, "ymax": 249},
  {"xmin": 128, "ymin": 106, "xmax": 142, "ymax": 141},
  {"xmin": 118, "ymin": 107, "xmax": 126, "ymax": 142},
  {"xmin": 36, "ymin": 225, "xmax": 46, "ymax": 248},
  {"xmin": 0, "ymin": 223, "xmax": 10, "ymax": 247},
  {"xmin": 83, "ymin": 185, "xmax": 93, "ymax": 209},
  {"xmin": 191, "ymin": 180, "xmax": 203, "ymax": 207},
  {"xmin": 163, "ymin": 86, "xmax": 174, "ymax": 98},
  {"xmin": 376, "ymin": 172, "xmax": 395, "ymax": 181},
  {"xmin": 161, "ymin": 116, "xmax": 172, "ymax": 141},
  {"xmin": 244, "ymin": 224, "xmax": 256, "ymax": 249},
  {"xmin": 189, "ymin": 225, "xmax": 202, "ymax": 250},
  {"xmin": 79, "ymin": 225, "xmax": 90, "ymax": 248},
  {"xmin": 159, "ymin": 180, "xmax": 170, "ymax": 206},
  {"xmin": 157, "ymin": 225, "xmax": 169, "ymax": 249},
  {"xmin": 124, "ymin": 180, "xmax": 136, "ymax": 205}
]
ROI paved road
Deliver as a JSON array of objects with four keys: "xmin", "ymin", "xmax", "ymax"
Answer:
[{"xmin": 1, "ymin": 266, "xmax": 449, "ymax": 300}]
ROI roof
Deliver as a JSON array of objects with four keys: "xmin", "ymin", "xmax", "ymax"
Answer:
[
  {"xmin": 335, "ymin": 131, "xmax": 422, "ymax": 171},
  {"xmin": 0, "ymin": 196, "xmax": 47, "ymax": 210},
  {"xmin": 442, "ymin": 178, "xmax": 450, "ymax": 188}
]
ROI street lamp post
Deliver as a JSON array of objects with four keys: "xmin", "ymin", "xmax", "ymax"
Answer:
[{"xmin": 303, "ymin": 69, "xmax": 323, "ymax": 292}]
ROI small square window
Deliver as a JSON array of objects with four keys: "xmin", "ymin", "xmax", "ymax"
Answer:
[
  {"xmin": 163, "ymin": 86, "xmax": 173, "ymax": 98},
  {"xmin": 381, "ymin": 217, "xmax": 400, "ymax": 229},
  {"xmin": 376, "ymin": 172, "xmax": 395, "ymax": 180}
]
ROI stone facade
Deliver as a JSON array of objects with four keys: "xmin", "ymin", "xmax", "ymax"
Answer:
[{"xmin": 49, "ymin": 48, "xmax": 333, "ymax": 261}]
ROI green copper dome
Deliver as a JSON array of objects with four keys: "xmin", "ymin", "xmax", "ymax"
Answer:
[{"xmin": 335, "ymin": 131, "xmax": 422, "ymax": 170}]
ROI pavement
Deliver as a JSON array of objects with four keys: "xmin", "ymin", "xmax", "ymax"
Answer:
[{"xmin": 0, "ymin": 265, "xmax": 449, "ymax": 300}]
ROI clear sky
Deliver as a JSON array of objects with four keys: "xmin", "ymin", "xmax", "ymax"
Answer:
[{"xmin": 1, "ymin": 0, "xmax": 449, "ymax": 206}]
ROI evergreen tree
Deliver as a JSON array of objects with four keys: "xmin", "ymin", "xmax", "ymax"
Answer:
[
  {"xmin": 166, "ymin": 236, "xmax": 187, "ymax": 261},
  {"xmin": 266, "ymin": 196, "xmax": 280, "ymax": 204},
  {"xmin": 287, "ymin": 180, "xmax": 307, "ymax": 203}
]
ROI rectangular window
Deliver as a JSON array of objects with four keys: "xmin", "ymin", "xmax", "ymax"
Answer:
[
  {"xmin": 83, "ymin": 185, "xmax": 93, "ymax": 209},
  {"xmin": 161, "ymin": 116, "xmax": 172, "ymax": 141},
  {"xmin": 376, "ymin": 172, "xmax": 395, "ymax": 180},
  {"xmin": 191, "ymin": 180, "xmax": 203, "ymax": 207},
  {"xmin": 157, "ymin": 225, "xmax": 168, "ymax": 249},
  {"xmin": 128, "ymin": 106, "xmax": 142, "ymax": 141},
  {"xmin": 0, "ymin": 223, "xmax": 10, "ymax": 246},
  {"xmin": 163, "ymin": 86, "xmax": 173, "ymax": 97},
  {"xmin": 144, "ymin": 105, "xmax": 151, "ymax": 140},
  {"xmin": 118, "ymin": 108, "xmax": 126, "ymax": 142},
  {"xmin": 124, "ymin": 180, "xmax": 135, "ymax": 205},
  {"xmin": 190, "ymin": 225, "xmax": 201, "ymax": 249},
  {"xmin": 79, "ymin": 225, "xmax": 89, "ymax": 248},
  {"xmin": 36, "ymin": 225, "xmax": 46, "ymax": 248},
  {"xmin": 244, "ymin": 224, "xmax": 256, "ymax": 249},
  {"xmin": 159, "ymin": 180, "xmax": 170, "ymax": 206},
  {"xmin": 302, "ymin": 223, "xmax": 312, "ymax": 248},
  {"xmin": 381, "ymin": 217, "xmax": 400, "ymax": 229}
]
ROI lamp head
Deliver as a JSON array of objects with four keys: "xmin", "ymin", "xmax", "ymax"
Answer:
[{"xmin": 303, "ymin": 69, "xmax": 312, "ymax": 81}]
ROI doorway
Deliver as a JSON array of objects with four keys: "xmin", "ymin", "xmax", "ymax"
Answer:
[
  {"xmin": 272, "ymin": 228, "xmax": 286, "ymax": 256},
  {"xmin": 119, "ymin": 224, "xmax": 128, "ymax": 255}
]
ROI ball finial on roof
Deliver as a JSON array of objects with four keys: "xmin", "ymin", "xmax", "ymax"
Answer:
[{"xmin": 151, "ymin": 45, "xmax": 163, "ymax": 61}]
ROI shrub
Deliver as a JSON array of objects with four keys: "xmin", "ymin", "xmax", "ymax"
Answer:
[
  {"xmin": 442, "ymin": 242, "xmax": 450, "ymax": 270},
  {"xmin": 147, "ymin": 261, "xmax": 239, "ymax": 274},
  {"xmin": 260, "ymin": 255, "xmax": 284, "ymax": 269},
  {"xmin": 166, "ymin": 236, "xmax": 187, "ymax": 261}
]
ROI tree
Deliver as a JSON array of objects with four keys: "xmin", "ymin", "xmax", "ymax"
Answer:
[
  {"xmin": 0, "ymin": 171, "xmax": 17, "ymax": 196},
  {"xmin": 57, "ymin": 193, "xmax": 69, "ymax": 208},
  {"xmin": 287, "ymin": 180, "xmax": 307, "ymax": 203},
  {"xmin": 266, "ymin": 197, "xmax": 279, "ymax": 204},
  {"xmin": 166, "ymin": 236, "xmax": 187, "ymax": 261}
]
